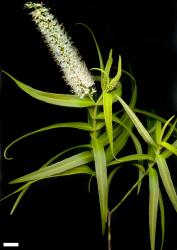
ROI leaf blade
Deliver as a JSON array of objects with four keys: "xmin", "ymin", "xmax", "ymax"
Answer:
[
  {"xmin": 4, "ymin": 122, "xmax": 93, "ymax": 160},
  {"xmin": 10, "ymin": 151, "xmax": 93, "ymax": 183},
  {"xmin": 159, "ymin": 190, "xmax": 165, "ymax": 250},
  {"xmin": 91, "ymin": 136, "xmax": 108, "ymax": 235},
  {"xmin": 3, "ymin": 71, "xmax": 95, "ymax": 107},
  {"xmin": 160, "ymin": 141, "xmax": 177, "ymax": 156},
  {"xmin": 103, "ymin": 92, "xmax": 114, "ymax": 156},
  {"xmin": 149, "ymin": 167, "xmax": 159, "ymax": 250},
  {"xmin": 155, "ymin": 154, "xmax": 177, "ymax": 212},
  {"xmin": 116, "ymin": 96, "xmax": 156, "ymax": 147},
  {"xmin": 107, "ymin": 154, "xmax": 154, "ymax": 167}
]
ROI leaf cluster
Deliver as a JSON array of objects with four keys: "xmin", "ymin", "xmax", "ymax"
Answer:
[{"xmin": 1, "ymin": 25, "xmax": 177, "ymax": 250}]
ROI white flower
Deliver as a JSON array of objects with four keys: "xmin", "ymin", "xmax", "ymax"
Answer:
[{"xmin": 25, "ymin": 2, "xmax": 96, "ymax": 98}]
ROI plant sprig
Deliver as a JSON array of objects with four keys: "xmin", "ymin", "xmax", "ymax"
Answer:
[{"xmin": 1, "ymin": 2, "xmax": 177, "ymax": 250}]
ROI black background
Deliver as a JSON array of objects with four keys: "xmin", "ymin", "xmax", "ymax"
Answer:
[{"xmin": 1, "ymin": 0, "xmax": 177, "ymax": 249}]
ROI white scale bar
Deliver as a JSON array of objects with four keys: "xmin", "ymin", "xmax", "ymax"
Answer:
[{"xmin": 3, "ymin": 243, "xmax": 19, "ymax": 247}]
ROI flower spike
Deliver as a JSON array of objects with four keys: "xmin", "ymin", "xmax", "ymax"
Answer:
[{"xmin": 24, "ymin": 2, "xmax": 96, "ymax": 98}]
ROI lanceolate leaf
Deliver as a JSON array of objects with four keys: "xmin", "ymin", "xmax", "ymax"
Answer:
[
  {"xmin": 159, "ymin": 115, "xmax": 176, "ymax": 142},
  {"xmin": 2, "ymin": 164, "xmax": 94, "ymax": 214},
  {"xmin": 105, "ymin": 126, "xmax": 130, "ymax": 162},
  {"xmin": 108, "ymin": 56, "xmax": 122, "ymax": 91},
  {"xmin": 91, "ymin": 136, "xmax": 108, "ymax": 235},
  {"xmin": 161, "ymin": 139, "xmax": 177, "ymax": 159},
  {"xmin": 122, "ymin": 69, "xmax": 137, "ymax": 110},
  {"xmin": 160, "ymin": 141, "xmax": 177, "ymax": 156},
  {"xmin": 0, "ymin": 182, "xmax": 31, "ymax": 202},
  {"xmin": 155, "ymin": 154, "xmax": 177, "ymax": 212},
  {"xmin": 76, "ymin": 23, "xmax": 104, "ymax": 72},
  {"xmin": 104, "ymin": 77, "xmax": 138, "ymax": 161},
  {"xmin": 102, "ymin": 49, "xmax": 113, "ymax": 89},
  {"xmin": 9, "ymin": 151, "xmax": 93, "ymax": 183},
  {"xmin": 155, "ymin": 120, "xmax": 162, "ymax": 144},
  {"xmin": 57, "ymin": 165, "xmax": 94, "ymax": 176},
  {"xmin": 159, "ymin": 190, "xmax": 165, "ymax": 250},
  {"xmin": 105, "ymin": 115, "xmax": 141, "ymax": 163},
  {"xmin": 12, "ymin": 168, "xmax": 93, "ymax": 216},
  {"xmin": 98, "ymin": 74, "xmax": 137, "ymax": 154},
  {"xmin": 3, "ymin": 71, "xmax": 95, "ymax": 107},
  {"xmin": 112, "ymin": 115, "xmax": 142, "ymax": 155},
  {"xmin": 116, "ymin": 96, "xmax": 156, "ymax": 147},
  {"xmin": 107, "ymin": 154, "xmax": 154, "ymax": 167},
  {"xmin": 103, "ymin": 92, "xmax": 114, "ymax": 156},
  {"xmin": 162, "ymin": 117, "xmax": 177, "ymax": 142},
  {"xmin": 4, "ymin": 122, "xmax": 93, "ymax": 160},
  {"xmin": 134, "ymin": 109, "xmax": 167, "ymax": 124},
  {"xmin": 10, "ymin": 185, "xmax": 30, "ymax": 215},
  {"xmin": 134, "ymin": 108, "xmax": 177, "ymax": 135},
  {"xmin": 149, "ymin": 167, "xmax": 159, "ymax": 250}
]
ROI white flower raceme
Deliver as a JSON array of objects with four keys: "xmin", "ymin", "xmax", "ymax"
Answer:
[{"xmin": 25, "ymin": 2, "xmax": 96, "ymax": 98}]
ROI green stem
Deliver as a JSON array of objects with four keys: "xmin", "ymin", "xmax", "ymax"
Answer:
[{"xmin": 89, "ymin": 96, "xmax": 102, "ymax": 139}]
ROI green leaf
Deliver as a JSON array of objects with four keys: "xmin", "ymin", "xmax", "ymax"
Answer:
[
  {"xmin": 155, "ymin": 154, "xmax": 177, "ymax": 212},
  {"xmin": 10, "ymin": 185, "xmax": 30, "ymax": 215},
  {"xmin": 161, "ymin": 139, "xmax": 177, "ymax": 159},
  {"xmin": 122, "ymin": 69, "xmax": 136, "ymax": 83},
  {"xmin": 116, "ymin": 96, "xmax": 156, "ymax": 147},
  {"xmin": 4, "ymin": 122, "xmax": 93, "ymax": 160},
  {"xmin": 160, "ymin": 115, "xmax": 176, "ymax": 142},
  {"xmin": 10, "ymin": 151, "xmax": 93, "ymax": 183},
  {"xmin": 97, "ymin": 112, "xmax": 124, "ymax": 148},
  {"xmin": 107, "ymin": 132, "xmax": 129, "ymax": 161},
  {"xmin": 76, "ymin": 23, "xmax": 104, "ymax": 68},
  {"xmin": 160, "ymin": 141, "xmax": 177, "ymax": 156},
  {"xmin": 128, "ymin": 73, "xmax": 138, "ymax": 110},
  {"xmin": 58, "ymin": 165, "xmax": 94, "ymax": 176},
  {"xmin": 9, "ymin": 165, "xmax": 94, "ymax": 214},
  {"xmin": 1, "ymin": 145, "xmax": 93, "ymax": 214},
  {"xmin": 112, "ymin": 115, "xmax": 143, "ymax": 155},
  {"xmin": 132, "ymin": 163, "xmax": 145, "ymax": 172},
  {"xmin": 149, "ymin": 167, "xmax": 159, "ymax": 250},
  {"xmin": 134, "ymin": 108, "xmax": 177, "ymax": 135},
  {"xmin": 134, "ymin": 109, "xmax": 167, "ymax": 123},
  {"xmin": 98, "ymin": 73, "xmax": 138, "ymax": 159},
  {"xmin": 105, "ymin": 114, "xmax": 142, "ymax": 165},
  {"xmin": 159, "ymin": 190, "xmax": 165, "ymax": 250},
  {"xmin": 105, "ymin": 124, "xmax": 131, "ymax": 162},
  {"xmin": 155, "ymin": 120, "xmax": 162, "ymax": 144},
  {"xmin": 110, "ymin": 81, "xmax": 122, "ymax": 98},
  {"xmin": 91, "ymin": 136, "xmax": 108, "ymax": 235},
  {"xmin": 104, "ymin": 73, "xmax": 138, "ymax": 160},
  {"xmin": 107, "ymin": 56, "xmax": 122, "ymax": 91},
  {"xmin": 107, "ymin": 154, "xmax": 154, "ymax": 167},
  {"xmin": 102, "ymin": 49, "xmax": 113, "ymax": 89},
  {"xmin": 3, "ymin": 71, "xmax": 95, "ymax": 107},
  {"xmin": 76, "ymin": 23, "xmax": 104, "ymax": 82},
  {"xmin": 103, "ymin": 92, "xmax": 114, "ymax": 156},
  {"xmin": 0, "ymin": 182, "xmax": 32, "ymax": 202}
]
